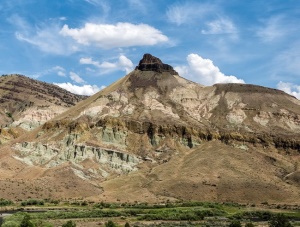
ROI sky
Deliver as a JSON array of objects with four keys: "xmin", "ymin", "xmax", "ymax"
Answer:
[{"xmin": 0, "ymin": 0, "xmax": 300, "ymax": 98}]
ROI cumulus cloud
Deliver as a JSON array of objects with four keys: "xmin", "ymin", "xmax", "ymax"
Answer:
[
  {"xmin": 201, "ymin": 18, "xmax": 237, "ymax": 35},
  {"xmin": 166, "ymin": 2, "xmax": 216, "ymax": 25},
  {"xmin": 70, "ymin": 72, "xmax": 85, "ymax": 84},
  {"xmin": 277, "ymin": 81, "xmax": 300, "ymax": 99},
  {"xmin": 175, "ymin": 54, "xmax": 245, "ymax": 85},
  {"xmin": 80, "ymin": 55, "xmax": 134, "ymax": 74},
  {"xmin": 54, "ymin": 82, "xmax": 104, "ymax": 96},
  {"xmin": 59, "ymin": 22, "xmax": 168, "ymax": 48}
]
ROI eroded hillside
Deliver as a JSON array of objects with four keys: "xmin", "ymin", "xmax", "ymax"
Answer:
[
  {"xmin": 0, "ymin": 74, "xmax": 86, "ymax": 144},
  {"xmin": 1, "ymin": 55, "xmax": 299, "ymax": 204}
]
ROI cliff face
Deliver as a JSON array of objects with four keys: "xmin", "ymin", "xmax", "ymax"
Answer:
[
  {"xmin": 3, "ymin": 54, "xmax": 300, "ymax": 203},
  {"xmin": 135, "ymin": 53, "xmax": 178, "ymax": 75}
]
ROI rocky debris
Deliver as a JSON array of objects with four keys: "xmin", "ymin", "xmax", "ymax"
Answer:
[{"xmin": 135, "ymin": 53, "xmax": 178, "ymax": 75}]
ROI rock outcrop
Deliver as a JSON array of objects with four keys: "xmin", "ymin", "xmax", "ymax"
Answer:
[
  {"xmin": 14, "ymin": 140, "xmax": 140, "ymax": 173},
  {"xmin": 135, "ymin": 53, "xmax": 178, "ymax": 75}
]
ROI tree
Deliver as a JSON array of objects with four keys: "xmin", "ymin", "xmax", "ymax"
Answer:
[
  {"xmin": 269, "ymin": 214, "xmax": 293, "ymax": 227},
  {"xmin": 20, "ymin": 214, "xmax": 34, "ymax": 227},
  {"xmin": 62, "ymin": 220, "xmax": 76, "ymax": 227},
  {"xmin": 105, "ymin": 220, "xmax": 117, "ymax": 227}
]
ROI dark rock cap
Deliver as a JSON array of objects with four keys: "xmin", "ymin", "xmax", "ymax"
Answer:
[{"xmin": 135, "ymin": 54, "xmax": 178, "ymax": 75}]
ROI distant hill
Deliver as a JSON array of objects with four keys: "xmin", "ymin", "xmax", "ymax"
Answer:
[
  {"xmin": 0, "ymin": 74, "xmax": 86, "ymax": 144},
  {"xmin": 0, "ymin": 55, "xmax": 299, "ymax": 204}
]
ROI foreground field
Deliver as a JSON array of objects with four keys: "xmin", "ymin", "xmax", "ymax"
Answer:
[{"xmin": 0, "ymin": 200, "xmax": 299, "ymax": 226}]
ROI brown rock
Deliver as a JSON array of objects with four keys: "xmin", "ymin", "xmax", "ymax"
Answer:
[{"xmin": 135, "ymin": 53, "xmax": 178, "ymax": 75}]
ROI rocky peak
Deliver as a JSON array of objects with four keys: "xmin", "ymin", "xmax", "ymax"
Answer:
[{"xmin": 135, "ymin": 54, "xmax": 178, "ymax": 75}]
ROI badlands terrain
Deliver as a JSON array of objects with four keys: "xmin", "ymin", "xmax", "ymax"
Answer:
[
  {"xmin": 0, "ymin": 74, "xmax": 86, "ymax": 144},
  {"xmin": 0, "ymin": 54, "xmax": 299, "ymax": 205}
]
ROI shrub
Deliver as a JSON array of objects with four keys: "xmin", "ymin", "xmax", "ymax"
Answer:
[
  {"xmin": 228, "ymin": 220, "xmax": 242, "ymax": 227},
  {"xmin": 124, "ymin": 223, "xmax": 130, "ymax": 227},
  {"xmin": 0, "ymin": 198, "xmax": 13, "ymax": 206},
  {"xmin": 105, "ymin": 220, "xmax": 117, "ymax": 227},
  {"xmin": 6, "ymin": 112, "xmax": 12, "ymax": 118},
  {"xmin": 21, "ymin": 199, "xmax": 44, "ymax": 206},
  {"xmin": 245, "ymin": 223, "xmax": 255, "ymax": 227},
  {"xmin": 62, "ymin": 220, "xmax": 76, "ymax": 227},
  {"xmin": 1, "ymin": 221, "xmax": 19, "ymax": 227},
  {"xmin": 20, "ymin": 214, "xmax": 34, "ymax": 227},
  {"xmin": 269, "ymin": 213, "xmax": 293, "ymax": 227}
]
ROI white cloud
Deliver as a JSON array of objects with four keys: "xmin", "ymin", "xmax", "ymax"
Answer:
[
  {"xmin": 166, "ymin": 2, "xmax": 216, "ymax": 25},
  {"xmin": 29, "ymin": 66, "xmax": 66, "ymax": 78},
  {"xmin": 175, "ymin": 54, "xmax": 245, "ymax": 85},
  {"xmin": 52, "ymin": 66, "xmax": 66, "ymax": 77},
  {"xmin": 79, "ymin": 58, "xmax": 101, "ymax": 67},
  {"xmin": 80, "ymin": 55, "xmax": 134, "ymax": 74},
  {"xmin": 7, "ymin": 14, "xmax": 30, "ymax": 31},
  {"xmin": 201, "ymin": 18, "xmax": 237, "ymax": 35},
  {"xmin": 52, "ymin": 66, "xmax": 64, "ymax": 71},
  {"xmin": 70, "ymin": 72, "xmax": 85, "ymax": 84},
  {"xmin": 59, "ymin": 22, "xmax": 168, "ymax": 48},
  {"xmin": 57, "ymin": 71, "xmax": 66, "ymax": 77},
  {"xmin": 14, "ymin": 22, "xmax": 79, "ymax": 55},
  {"xmin": 59, "ymin": 17, "xmax": 67, "ymax": 21},
  {"xmin": 277, "ymin": 81, "xmax": 300, "ymax": 99},
  {"xmin": 54, "ymin": 82, "xmax": 104, "ymax": 96}
]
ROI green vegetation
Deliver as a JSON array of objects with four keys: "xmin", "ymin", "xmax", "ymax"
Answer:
[
  {"xmin": 62, "ymin": 220, "xmax": 76, "ymax": 227},
  {"xmin": 5, "ymin": 112, "xmax": 14, "ymax": 121},
  {"xmin": 269, "ymin": 213, "xmax": 293, "ymax": 227},
  {"xmin": 1, "ymin": 201, "xmax": 298, "ymax": 227},
  {"xmin": 21, "ymin": 199, "xmax": 45, "ymax": 206},
  {"xmin": 5, "ymin": 112, "xmax": 12, "ymax": 118},
  {"xmin": 232, "ymin": 210, "xmax": 273, "ymax": 220},
  {"xmin": 1, "ymin": 221, "xmax": 19, "ymax": 227},
  {"xmin": 0, "ymin": 198, "xmax": 13, "ymax": 206},
  {"xmin": 20, "ymin": 214, "xmax": 34, "ymax": 227},
  {"xmin": 228, "ymin": 220, "xmax": 242, "ymax": 227},
  {"xmin": 137, "ymin": 208, "xmax": 224, "ymax": 221},
  {"xmin": 105, "ymin": 220, "xmax": 117, "ymax": 227}
]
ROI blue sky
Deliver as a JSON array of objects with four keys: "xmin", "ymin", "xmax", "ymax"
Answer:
[{"xmin": 0, "ymin": 0, "xmax": 300, "ymax": 97}]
